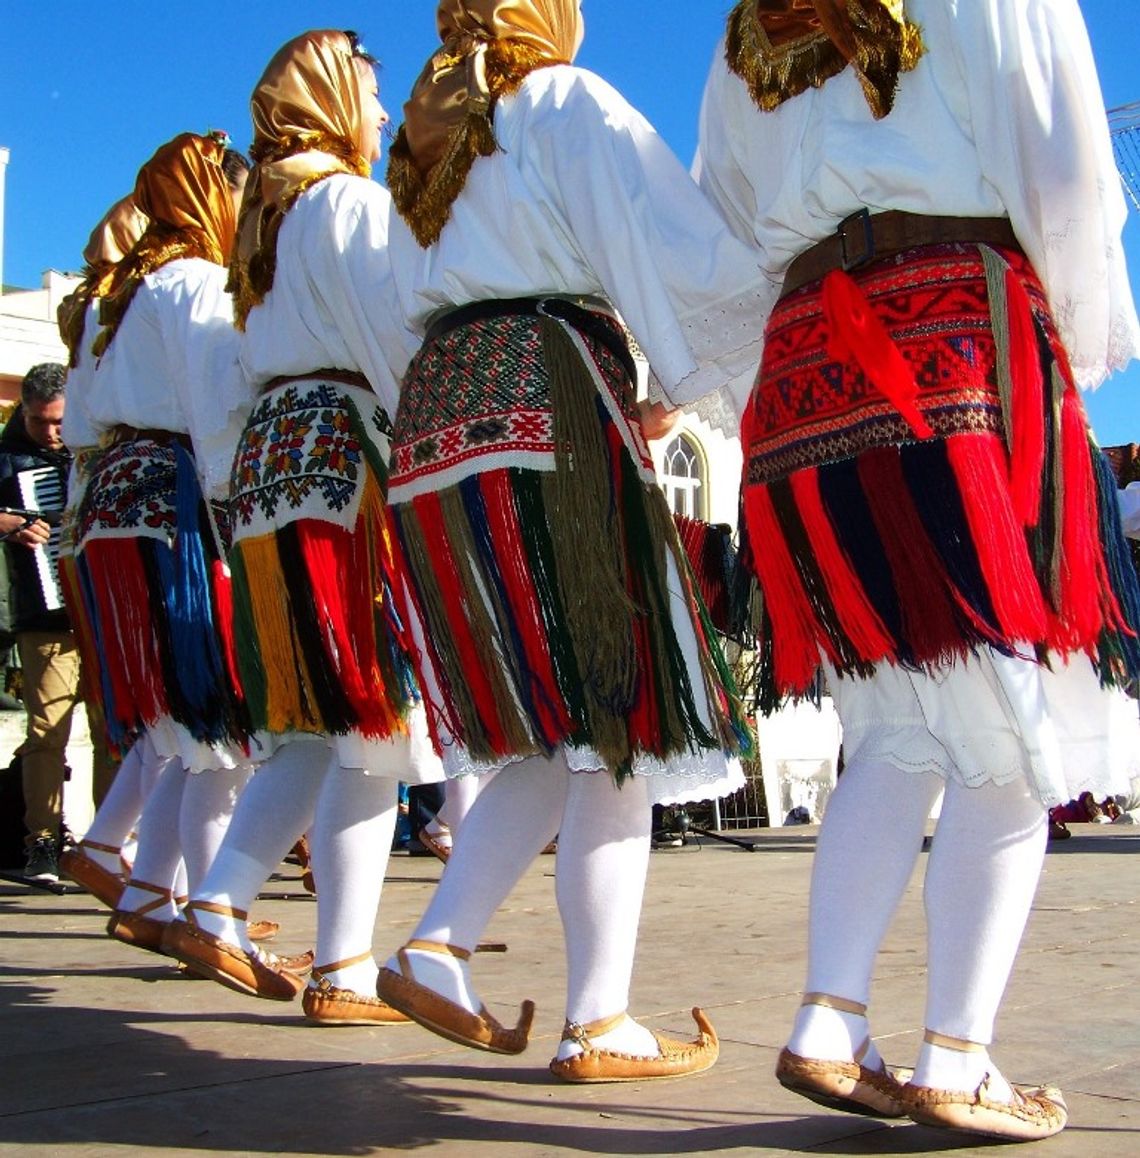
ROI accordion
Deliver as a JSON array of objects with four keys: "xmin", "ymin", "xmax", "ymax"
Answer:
[{"xmin": 0, "ymin": 464, "xmax": 67, "ymax": 632}]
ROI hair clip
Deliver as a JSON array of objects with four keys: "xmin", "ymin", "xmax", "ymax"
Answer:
[{"xmin": 207, "ymin": 128, "xmax": 232, "ymax": 148}]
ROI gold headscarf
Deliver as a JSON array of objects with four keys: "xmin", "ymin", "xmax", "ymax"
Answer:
[
  {"xmin": 725, "ymin": 1, "xmax": 925, "ymax": 119},
  {"xmin": 94, "ymin": 133, "xmax": 236, "ymax": 357},
  {"xmin": 229, "ymin": 29, "xmax": 374, "ymax": 328},
  {"xmin": 388, "ymin": 0, "xmax": 583, "ymax": 247},
  {"xmin": 57, "ymin": 195, "xmax": 149, "ymax": 367}
]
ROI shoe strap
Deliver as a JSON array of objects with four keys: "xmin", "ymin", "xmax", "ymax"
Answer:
[
  {"xmin": 123, "ymin": 879, "xmax": 183, "ymax": 916},
  {"xmin": 311, "ymin": 949, "xmax": 373, "ymax": 982},
  {"xmin": 923, "ymin": 1029, "xmax": 986, "ymax": 1052},
  {"xmin": 560, "ymin": 1011, "xmax": 627, "ymax": 1045},
  {"xmin": 184, "ymin": 899, "xmax": 249, "ymax": 927},
  {"xmin": 80, "ymin": 839, "xmax": 121, "ymax": 856},
  {"xmin": 404, "ymin": 938, "xmax": 471, "ymax": 961},
  {"xmin": 802, "ymin": 991, "xmax": 867, "ymax": 1016}
]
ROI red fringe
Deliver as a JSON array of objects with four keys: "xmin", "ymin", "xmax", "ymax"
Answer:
[
  {"xmin": 411, "ymin": 490, "xmax": 511, "ymax": 754},
  {"xmin": 741, "ymin": 483, "xmax": 828, "ymax": 694},
  {"xmin": 477, "ymin": 471, "xmax": 574, "ymax": 746},
  {"xmin": 210, "ymin": 559, "xmax": 244, "ymax": 709},
  {"xmin": 788, "ymin": 468, "xmax": 895, "ymax": 662},
  {"xmin": 1005, "ymin": 269, "xmax": 1045, "ymax": 526},
  {"xmin": 83, "ymin": 538, "xmax": 165, "ymax": 729},
  {"xmin": 946, "ymin": 432, "xmax": 1048, "ymax": 641},
  {"xmin": 1054, "ymin": 391, "xmax": 1105, "ymax": 652},
  {"xmin": 294, "ymin": 518, "xmax": 400, "ymax": 737},
  {"xmin": 387, "ymin": 528, "xmax": 451, "ymax": 757},
  {"xmin": 822, "ymin": 270, "xmax": 934, "ymax": 440},
  {"xmin": 857, "ymin": 449, "xmax": 962, "ymax": 661}
]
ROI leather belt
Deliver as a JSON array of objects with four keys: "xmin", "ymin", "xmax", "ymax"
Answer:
[
  {"xmin": 262, "ymin": 368, "xmax": 371, "ymax": 394},
  {"xmin": 104, "ymin": 425, "xmax": 192, "ymax": 450},
  {"xmin": 423, "ymin": 295, "xmax": 637, "ymax": 388},
  {"xmin": 780, "ymin": 210, "xmax": 1020, "ymax": 299}
]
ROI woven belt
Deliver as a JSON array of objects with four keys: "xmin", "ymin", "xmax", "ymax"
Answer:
[
  {"xmin": 423, "ymin": 295, "xmax": 637, "ymax": 387},
  {"xmin": 779, "ymin": 210, "xmax": 1020, "ymax": 299},
  {"xmin": 261, "ymin": 368, "xmax": 371, "ymax": 394}
]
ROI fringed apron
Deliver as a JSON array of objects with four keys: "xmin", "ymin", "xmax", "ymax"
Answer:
[
  {"xmin": 73, "ymin": 432, "xmax": 248, "ymax": 769},
  {"xmin": 226, "ymin": 372, "xmax": 431, "ymax": 776},
  {"xmin": 387, "ymin": 296, "xmax": 750, "ymax": 801},
  {"xmin": 740, "ymin": 240, "xmax": 1140, "ymax": 804}
]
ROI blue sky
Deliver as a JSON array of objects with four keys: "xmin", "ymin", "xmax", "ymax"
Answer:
[{"xmin": 1, "ymin": 1, "xmax": 1136, "ymax": 444}]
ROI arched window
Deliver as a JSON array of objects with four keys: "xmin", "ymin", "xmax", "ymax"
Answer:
[{"xmin": 660, "ymin": 432, "xmax": 707, "ymax": 520}]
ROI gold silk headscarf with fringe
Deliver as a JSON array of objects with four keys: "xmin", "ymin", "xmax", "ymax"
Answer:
[
  {"xmin": 93, "ymin": 133, "xmax": 235, "ymax": 357},
  {"xmin": 725, "ymin": 0, "xmax": 925, "ymax": 119},
  {"xmin": 229, "ymin": 29, "xmax": 373, "ymax": 329},
  {"xmin": 57, "ymin": 195, "xmax": 149, "ymax": 367},
  {"xmin": 389, "ymin": 0, "xmax": 582, "ymax": 247}
]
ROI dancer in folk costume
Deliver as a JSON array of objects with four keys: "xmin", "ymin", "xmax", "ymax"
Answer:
[
  {"xmin": 67, "ymin": 132, "xmax": 270, "ymax": 956},
  {"xmin": 163, "ymin": 30, "xmax": 442, "ymax": 1024},
  {"xmin": 376, "ymin": 0, "xmax": 774, "ymax": 1079},
  {"xmin": 56, "ymin": 193, "xmax": 172, "ymax": 910},
  {"xmin": 696, "ymin": 0, "xmax": 1140, "ymax": 1140}
]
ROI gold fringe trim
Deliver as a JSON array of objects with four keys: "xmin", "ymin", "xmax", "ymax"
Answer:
[
  {"xmin": 93, "ymin": 228, "xmax": 224, "ymax": 358},
  {"xmin": 389, "ymin": 40, "xmax": 560, "ymax": 247},
  {"xmin": 229, "ymin": 132, "xmax": 370, "ymax": 330},
  {"xmin": 725, "ymin": 1, "xmax": 925, "ymax": 120}
]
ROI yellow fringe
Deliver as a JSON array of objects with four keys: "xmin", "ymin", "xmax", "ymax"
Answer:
[{"xmin": 237, "ymin": 534, "xmax": 322, "ymax": 735}]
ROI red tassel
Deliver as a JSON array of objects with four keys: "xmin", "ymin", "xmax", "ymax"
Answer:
[
  {"xmin": 1004, "ymin": 269, "xmax": 1046, "ymax": 526},
  {"xmin": 84, "ymin": 539, "xmax": 166, "ymax": 728},
  {"xmin": 741, "ymin": 483, "xmax": 828, "ymax": 693},
  {"xmin": 788, "ymin": 469, "xmax": 895, "ymax": 662},
  {"xmin": 210, "ymin": 559, "xmax": 244, "ymax": 708},
  {"xmin": 946, "ymin": 433, "xmax": 1048, "ymax": 642},
  {"xmin": 822, "ymin": 270, "xmax": 934, "ymax": 440},
  {"xmin": 1053, "ymin": 391, "xmax": 1104, "ymax": 651}
]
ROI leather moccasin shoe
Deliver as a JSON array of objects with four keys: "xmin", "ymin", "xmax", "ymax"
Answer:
[
  {"xmin": 377, "ymin": 940, "xmax": 533, "ymax": 1053},
  {"xmin": 549, "ymin": 1008, "xmax": 719, "ymax": 1083},
  {"xmin": 247, "ymin": 919, "xmax": 279, "ymax": 942},
  {"xmin": 161, "ymin": 906, "xmax": 304, "ymax": 1001},
  {"xmin": 904, "ymin": 1077, "xmax": 1067, "ymax": 1141},
  {"xmin": 107, "ymin": 909, "xmax": 172, "ymax": 957},
  {"xmin": 303, "ymin": 981, "xmax": 412, "ymax": 1026},
  {"xmin": 776, "ymin": 1047, "xmax": 909, "ymax": 1118},
  {"xmin": 59, "ymin": 847, "xmax": 124, "ymax": 909}
]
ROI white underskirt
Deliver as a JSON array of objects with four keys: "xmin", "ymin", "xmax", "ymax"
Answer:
[
  {"xmin": 828, "ymin": 648, "xmax": 1140, "ymax": 809},
  {"xmin": 245, "ymin": 705, "xmax": 445, "ymax": 784}
]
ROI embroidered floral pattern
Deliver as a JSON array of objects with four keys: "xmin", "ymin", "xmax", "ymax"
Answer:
[
  {"xmin": 230, "ymin": 379, "xmax": 387, "ymax": 539},
  {"xmin": 77, "ymin": 440, "xmax": 178, "ymax": 545}
]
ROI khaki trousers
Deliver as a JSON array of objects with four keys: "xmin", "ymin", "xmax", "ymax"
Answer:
[{"xmin": 16, "ymin": 631, "xmax": 80, "ymax": 842}]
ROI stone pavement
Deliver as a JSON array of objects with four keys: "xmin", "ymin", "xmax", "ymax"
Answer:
[{"xmin": 1, "ymin": 821, "xmax": 1137, "ymax": 1156}]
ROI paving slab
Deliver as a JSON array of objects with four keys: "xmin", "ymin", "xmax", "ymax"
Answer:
[{"xmin": 0, "ymin": 825, "xmax": 1137, "ymax": 1156}]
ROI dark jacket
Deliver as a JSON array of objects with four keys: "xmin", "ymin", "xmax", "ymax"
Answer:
[{"xmin": 0, "ymin": 406, "xmax": 72, "ymax": 634}]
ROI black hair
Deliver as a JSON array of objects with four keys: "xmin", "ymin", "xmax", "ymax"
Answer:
[
  {"xmin": 345, "ymin": 30, "xmax": 379, "ymax": 68},
  {"xmin": 222, "ymin": 147, "xmax": 252, "ymax": 188},
  {"xmin": 20, "ymin": 362, "xmax": 66, "ymax": 406}
]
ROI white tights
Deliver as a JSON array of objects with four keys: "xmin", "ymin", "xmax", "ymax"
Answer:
[
  {"xmin": 82, "ymin": 734, "xmax": 167, "ymax": 872},
  {"xmin": 787, "ymin": 758, "xmax": 1047, "ymax": 1097},
  {"xmin": 309, "ymin": 769, "xmax": 398, "ymax": 994},
  {"xmin": 189, "ymin": 738, "xmax": 328, "ymax": 950},
  {"xmin": 391, "ymin": 756, "xmax": 658, "ymax": 1058}
]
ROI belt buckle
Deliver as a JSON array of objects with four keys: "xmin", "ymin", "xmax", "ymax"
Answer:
[{"xmin": 837, "ymin": 208, "xmax": 874, "ymax": 271}]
